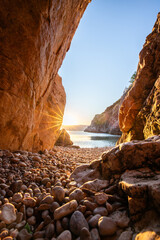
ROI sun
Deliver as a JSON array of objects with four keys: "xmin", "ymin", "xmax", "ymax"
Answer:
[{"xmin": 62, "ymin": 113, "xmax": 78, "ymax": 126}]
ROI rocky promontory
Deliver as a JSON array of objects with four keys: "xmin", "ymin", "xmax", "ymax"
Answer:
[{"xmin": 85, "ymin": 99, "xmax": 121, "ymax": 135}]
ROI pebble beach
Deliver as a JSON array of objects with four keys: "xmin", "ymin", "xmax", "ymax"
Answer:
[{"xmin": 0, "ymin": 146, "xmax": 130, "ymax": 240}]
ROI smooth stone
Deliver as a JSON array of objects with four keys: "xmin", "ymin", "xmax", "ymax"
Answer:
[
  {"xmin": 17, "ymin": 229, "xmax": 32, "ymax": 240},
  {"xmin": 98, "ymin": 216, "xmax": 117, "ymax": 236},
  {"xmin": 70, "ymin": 210, "xmax": 89, "ymax": 236},
  {"xmin": 3, "ymin": 237, "xmax": 13, "ymax": 240},
  {"xmin": 54, "ymin": 200, "xmax": 78, "ymax": 220},
  {"xmin": 50, "ymin": 202, "xmax": 60, "ymax": 212},
  {"xmin": 106, "ymin": 202, "xmax": 113, "ymax": 213},
  {"xmin": 16, "ymin": 212, "xmax": 23, "ymax": 223},
  {"xmin": 16, "ymin": 220, "xmax": 26, "ymax": 230},
  {"xmin": 26, "ymin": 207, "xmax": 34, "ymax": 217},
  {"xmin": 0, "ymin": 203, "xmax": 16, "ymax": 224},
  {"xmin": 57, "ymin": 230, "xmax": 72, "ymax": 240},
  {"xmin": 23, "ymin": 197, "xmax": 36, "ymax": 207},
  {"xmin": 77, "ymin": 205, "xmax": 86, "ymax": 214},
  {"xmin": 80, "ymin": 227, "xmax": 92, "ymax": 240},
  {"xmin": 42, "ymin": 210, "xmax": 49, "ymax": 219},
  {"xmin": 12, "ymin": 193, "xmax": 23, "ymax": 203},
  {"xmin": 0, "ymin": 221, "xmax": 6, "ymax": 229},
  {"xmin": 0, "ymin": 229, "xmax": 9, "ymax": 238},
  {"xmin": 35, "ymin": 222, "xmax": 44, "ymax": 232},
  {"xmin": 41, "ymin": 195, "xmax": 54, "ymax": 204},
  {"xmin": 88, "ymin": 214, "xmax": 101, "ymax": 228},
  {"xmin": 42, "ymin": 177, "xmax": 50, "ymax": 185},
  {"xmin": 90, "ymin": 228, "xmax": 101, "ymax": 240},
  {"xmin": 56, "ymin": 220, "xmax": 64, "ymax": 235},
  {"xmin": 69, "ymin": 188, "xmax": 84, "ymax": 202},
  {"xmin": 10, "ymin": 180, "xmax": 22, "ymax": 193},
  {"xmin": 81, "ymin": 179, "xmax": 109, "ymax": 192},
  {"xmin": 93, "ymin": 207, "xmax": 108, "ymax": 216},
  {"xmin": 118, "ymin": 230, "xmax": 133, "ymax": 240},
  {"xmin": 61, "ymin": 217, "xmax": 69, "ymax": 230},
  {"xmin": 27, "ymin": 216, "xmax": 36, "ymax": 225},
  {"xmin": 52, "ymin": 186, "xmax": 65, "ymax": 203},
  {"xmin": 45, "ymin": 223, "xmax": 55, "ymax": 238},
  {"xmin": 135, "ymin": 230, "xmax": 160, "ymax": 240},
  {"xmin": 83, "ymin": 200, "xmax": 97, "ymax": 211},
  {"xmin": 38, "ymin": 203, "xmax": 51, "ymax": 210},
  {"xmin": 94, "ymin": 192, "xmax": 108, "ymax": 205},
  {"xmin": 33, "ymin": 231, "xmax": 45, "ymax": 239},
  {"xmin": 10, "ymin": 229, "xmax": 19, "ymax": 238}
]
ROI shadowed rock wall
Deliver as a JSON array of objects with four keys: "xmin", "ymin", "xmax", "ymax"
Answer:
[
  {"xmin": 0, "ymin": 0, "xmax": 90, "ymax": 151},
  {"xmin": 119, "ymin": 13, "xmax": 160, "ymax": 143}
]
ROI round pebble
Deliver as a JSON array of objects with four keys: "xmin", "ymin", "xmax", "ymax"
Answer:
[
  {"xmin": 70, "ymin": 210, "xmax": 89, "ymax": 236},
  {"xmin": 98, "ymin": 216, "xmax": 117, "ymax": 236}
]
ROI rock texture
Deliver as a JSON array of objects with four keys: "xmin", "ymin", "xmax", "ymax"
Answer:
[
  {"xmin": 101, "ymin": 135, "xmax": 160, "ymax": 179},
  {"xmin": 55, "ymin": 129, "xmax": 73, "ymax": 146},
  {"xmin": 0, "ymin": 0, "xmax": 90, "ymax": 151},
  {"xmin": 119, "ymin": 13, "xmax": 160, "ymax": 143},
  {"xmin": 85, "ymin": 99, "xmax": 122, "ymax": 135},
  {"xmin": 0, "ymin": 138, "xmax": 159, "ymax": 239},
  {"xmin": 71, "ymin": 135, "xmax": 160, "ymax": 239}
]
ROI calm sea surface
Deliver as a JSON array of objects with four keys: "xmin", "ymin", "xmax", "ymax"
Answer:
[{"xmin": 68, "ymin": 131, "xmax": 120, "ymax": 148}]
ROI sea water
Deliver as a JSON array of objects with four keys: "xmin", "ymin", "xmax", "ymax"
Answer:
[{"xmin": 68, "ymin": 131, "xmax": 120, "ymax": 148}]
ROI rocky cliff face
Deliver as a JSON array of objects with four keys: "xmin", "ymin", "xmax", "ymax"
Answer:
[
  {"xmin": 71, "ymin": 135, "xmax": 160, "ymax": 239},
  {"xmin": 85, "ymin": 94, "xmax": 127, "ymax": 135},
  {"xmin": 119, "ymin": 13, "xmax": 160, "ymax": 143},
  {"xmin": 0, "ymin": 0, "xmax": 90, "ymax": 151}
]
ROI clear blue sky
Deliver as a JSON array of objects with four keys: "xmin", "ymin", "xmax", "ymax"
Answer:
[{"xmin": 59, "ymin": 0, "xmax": 159, "ymax": 125}]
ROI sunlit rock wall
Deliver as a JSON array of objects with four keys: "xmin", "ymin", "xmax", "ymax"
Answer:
[
  {"xmin": 85, "ymin": 99, "xmax": 122, "ymax": 135},
  {"xmin": 118, "ymin": 13, "xmax": 160, "ymax": 143},
  {"xmin": 0, "ymin": 0, "xmax": 90, "ymax": 151}
]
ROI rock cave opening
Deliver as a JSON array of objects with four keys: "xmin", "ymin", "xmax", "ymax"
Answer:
[{"xmin": 0, "ymin": 1, "xmax": 160, "ymax": 240}]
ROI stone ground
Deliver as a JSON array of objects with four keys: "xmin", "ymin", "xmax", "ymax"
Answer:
[
  {"xmin": 53, "ymin": 146, "xmax": 112, "ymax": 171},
  {"xmin": 0, "ymin": 144, "xmax": 160, "ymax": 240},
  {"xmin": 0, "ymin": 146, "xmax": 116, "ymax": 240}
]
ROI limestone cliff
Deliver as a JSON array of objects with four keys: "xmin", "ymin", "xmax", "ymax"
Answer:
[
  {"xmin": 0, "ymin": 0, "xmax": 90, "ymax": 151},
  {"xmin": 85, "ymin": 99, "xmax": 121, "ymax": 135},
  {"xmin": 85, "ymin": 88, "xmax": 131, "ymax": 135},
  {"xmin": 119, "ymin": 13, "xmax": 160, "ymax": 143}
]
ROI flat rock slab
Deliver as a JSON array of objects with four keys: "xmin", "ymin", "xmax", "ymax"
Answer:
[
  {"xmin": 101, "ymin": 136, "xmax": 160, "ymax": 179},
  {"xmin": 70, "ymin": 160, "xmax": 102, "ymax": 185},
  {"xmin": 119, "ymin": 168, "xmax": 160, "ymax": 213},
  {"xmin": 81, "ymin": 179, "xmax": 109, "ymax": 192}
]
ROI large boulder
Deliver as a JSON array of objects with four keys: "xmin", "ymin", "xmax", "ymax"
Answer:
[
  {"xmin": 55, "ymin": 129, "xmax": 73, "ymax": 146},
  {"xmin": 0, "ymin": 0, "xmax": 90, "ymax": 151},
  {"xmin": 101, "ymin": 135, "xmax": 160, "ymax": 179}
]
